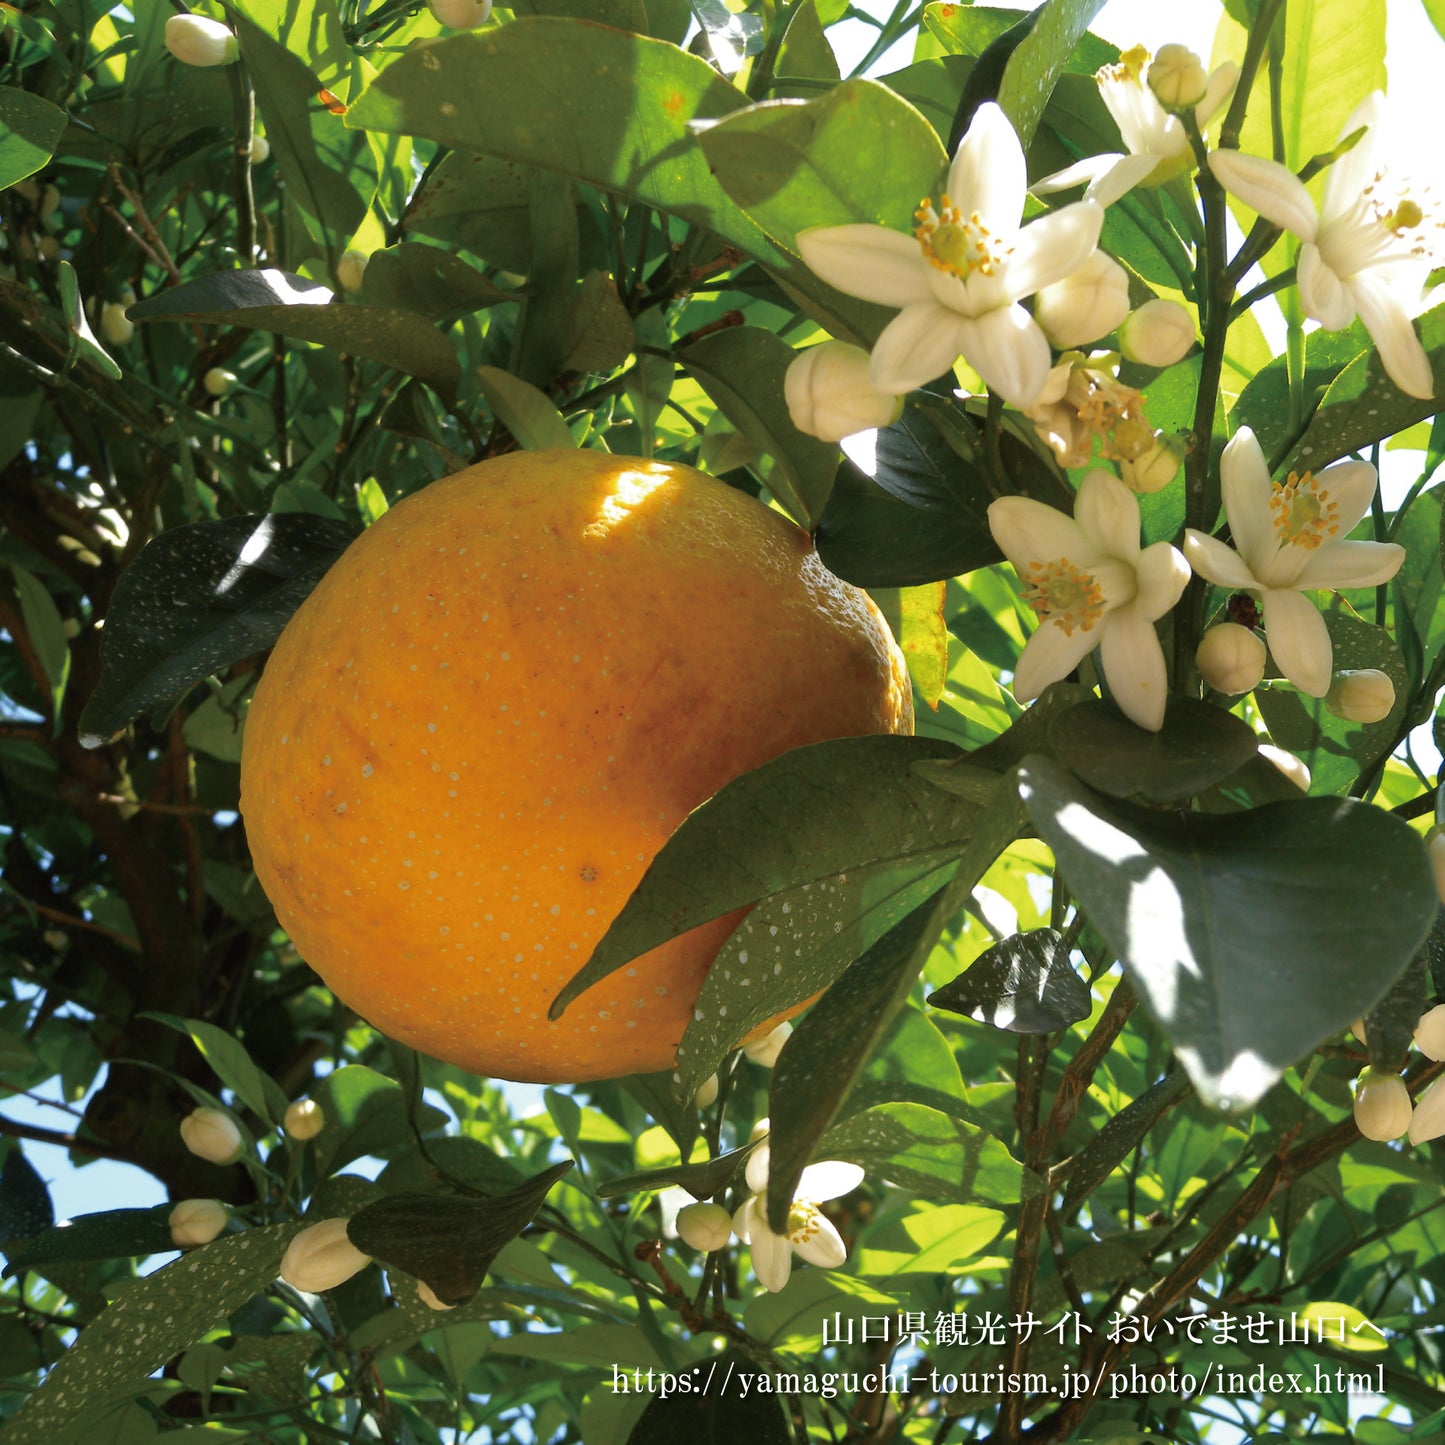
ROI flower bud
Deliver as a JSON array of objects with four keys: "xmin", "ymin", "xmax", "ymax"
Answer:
[
  {"xmin": 336, "ymin": 249, "xmax": 368, "ymax": 294},
  {"xmin": 1354, "ymin": 1069, "xmax": 1412, "ymax": 1142},
  {"xmin": 1119, "ymin": 431, "xmax": 1185, "ymax": 494},
  {"xmin": 164, "ymin": 13, "xmax": 239, "ymax": 68},
  {"xmin": 1415, "ymin": 1005, "xmax": 1445, "ymax": 1061},
  {"xmin": 38, "ymin": 185, "xmax": 60, "ymax": 222},
  {"xmin": 741, "ymin": 1020, "xmax": 792, "ymax": 1068},
  {"xmin": 249, "ymin": 134, "xmax": 270, "ymax": 165},
  {"xmin": 1118, "ymin": 299, "xmax": 1196, "ymax": 368},
  {"xmin": 1351, "ymin": 1018, "xmax": 1367, "ymax": 1044},
  {"xmin": 675, "ymin": 1201, "xmax": 734, "ymax": 1252},
  {"xmin": 1147, "ymin": 44, "xmax": 1210, "ymax": 110},
  {"xmin": 748, "ymin": 1117, "xmax": 771, "ymax": 1146},
  {"xmin": 284, "ymin": 1098, "xmax": 325, "ymax": 1140},
  {"xmin": 692, "ymin": 1073, "xmax": 719, "ymax": 1109},
  {"xmin": 203, "ymin": 366, "xmax": 237, "ymax": 397},
  {"xmin": 169, "ymin": 1198, "xmax": 228, "ymax": 1248},
  {"xmin": 99, "ymin": 301, "xmax": 133, "ymax": 347},
  {"xmin": 1429, "ymin": 828, "xmax": 1445, "ymax": 908},
  {"xmin": 1409, "ymin": 1075, "xmax": 1445, "ymax": 1145},
  {"xmin": 1257, "ymin": 743, "xmax": 1310, "ymax": 792},
  {"xmin": 417, "ymin": 1279, "xmax": 456, "ymax": 1311},
  {"xmin": 179, "ymin": 1106, "xmax": 244, "ymax": 1165},
  {"xmin": 784, "ymin": 341, "xmax": 903, "ymax": 443},
  {"xmin": 1032, "ymin": 250, "xmax": 1131, "ymax": 349},
  {"xmin": 1325, "ymin": 669, "xmax": 1395, "ymax": 725},
  {"xmin": 426, "ymin": 0, "xmax": 493, "ymax": 27},
  {"xmin": 36, "ymin": 235, "xmax": 59, "ymax": 262},
  {"xmin": 1196, "ymin": 622, "xmax": 1265, "ymax": 696},
  {"xmin": 279, "ymin": 1218, "xmax": 372, "ymax": 1292}
]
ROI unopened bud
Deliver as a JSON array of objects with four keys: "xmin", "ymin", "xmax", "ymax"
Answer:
[
  {"xmin": 1325, "ymin": 669, "xmax": 1395, "ymax": 725},
  {"xmin": 417, "ymin": 1279, "xmax": 456, "ymax": 1311},
  {"xmin": 249, "ymin": 134, "xmax": 270, "ymax": 165},
  {"xmin": 1119, "ymin": 432, "xmax": 1185, "ymax": 494},
  {"xmin": 164, "ymin": 13, "xmax": 239, "ymax": 67},
  {"xmin": 99, "ymin": 302, "xmax": 133, "ymax": 347},
  {"xmin": 336, "ymin": 249, "xmax": 368, "ymax": 294},
  {"xmin": 676, "ymin": 1201, "xmax": 734, "ymax": 1252},
  {"xmin": 1409, "ymin": 1075, "xmax": 1445, "ymax": 1145},
  {"xmin": 784, "ymin": 341, "xmax": 903, "ymax": 443},
  {"xmin": 1354, "ymin": 1069, "xmax": 1412, "ymax": 1141},
  {"xmin": 1147, "ymin": 43, "xmax": 1209, "ymax": 110},
  {"xmin": 1415, "ymin": 1005, "xmax": 1445, "ymax": 1061},
  {"xmin": 1119, "ymin": 299, "xmax": 1196, "ymax": 368},
  {"xmin": 748, "ymin": 1117, "xmax": 771, "ymax": 1146},
  {"xmin": 179, "ymin": 1106, "xmax": 244, "ymax": 1165},
  {"xmin": 1032, "ymin": 250, "xmax": 1131, "ymax": 349},
  {"xmin": 169, "ymin": 1198, "xmax": 228, "ymax": 1248},
  {"xmin": 741, "ymin": 1020, "xmax": 792, "ymax": 1068},
  {"xmin": 1429, "ymin": 828, "xmax": 1445, "ymax": 908},
  {"xmin": 1351, "ymin": 1018, "xmax": 1367, "ymax": 1044},
  {"xmin": 1257, "ymin": 743, "xmax": 1310, "ymax": 792},
  {"xmin": 203, "ymin": 367, "xmax": 237, "ymax": 397},
  {"xmin": 426, "ymin": 0, "xmax": 493, "ymax": 26},
  {"xmin": 1196, "ymin": 622, "xmax": 1265, "ymax": 696},
  {"xmin": 279, "ymin": 1218, "xmax": 371, "ymax": 1292},
  {"xmin": 692, "ymin": 1073, "xmax": 719, "ymax": 1109},
  {"xmin": 284, "ymin": 1098, "xmax": 324, "ymax": 1140}
]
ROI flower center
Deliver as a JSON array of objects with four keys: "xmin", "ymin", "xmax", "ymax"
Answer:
[
  {"xmin": 1269, "ymin": 471, "xmax": 1340, "ymax": 550},
  {"xmin": 915, "ymin": 195, "xmax": 1012, "ymax": 279},
  {"xmin": 1066, "ymin": 368, "xmax": 1154, "ymax": 461},
  {"xmin": 1364, "ymin": 172, "xmax": 1445, "ymax": 267},
  {"xmin": 786, "ymin": 1200, "xmax": 822, "ymax": 1244},
  {"xmin": 1022, "ymin": 559, "xmax": 1107, "ymax": 636},
  {"xmin": 1100, "ymin": 43, "xmax": 1151, "ymax": 87}
]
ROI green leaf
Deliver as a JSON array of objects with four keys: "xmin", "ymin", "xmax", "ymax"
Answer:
[
  {"xmin": 144, "ymin": 1015, "xmax": 289, "ymax": 1125},
  {"xmin": 680, "ymin": 326, "xmax": 837, "ymax": 529},
  {"xmin": 129, "ymin": 270, "xmax": 460, "ymax": 401},
  {"xmin": 347, "ymin": 1160, "xmax": 573, "ymax": 1305},
  {"xmin": 360, "ymin": 242, "xmax": 516, "ymax": 324},
  {"xmin": 58, "ymin": 261, "xmax": 121, "ymax": 381},
  {"xmin": 561, "ymin": 270, "xmax": 636, "ymax": 375},
  {"xmin": 1055, "ymin": 1070, "xmax": 1192, "ymax": 1209},
  {"xmin": 595, "ymin": 1141, "xmax": 760, "ymax": 1202},
  {"xmin": 312, "ymin": 1065, "xmax": 450, "ymax": 1178},
  {"xmin": 924, "ymin": 4, "xmax": 1116, "ymax": 71},
  {"xmin": 2, "ymin": 1208, "xmax": 177, "ymax": 1275},
  {"xmin": 475, "ymin": 365, "xmax": 576, "ymax": 451},
  {"xmin": 743, "ymin": 1269, "xmax": 898, "ymax": 1354},
  {"xmin": 404, "ymin": 151, "xmax": 550, "ymax": 274},
  {"xmin": 995, "ymin": 0, "xmax": 1110, "ymax": 143},
  {"xmin": 926, "ymin": 928, "xmax": 1091, "ymax": 1033},
  {"xmin": 1363, "ymin": 951, "xmax": 1426, "ymax": 1074},
  {"xmin": 9, "ymin": 565, "xmax": 70, "ymax": 728},
  {"xmin": 1018, "ymin": 754, "xmax": 1438, "ymax": 1110},
  {"xmin": 0, "ymin": 1223, "xmax": 303, "ymax": 1445},
  {"xmin": 0, "ymin": 1150, "xmax": 53, "ymax": 1245},
  {"xmin": 548, "ymin": 735, "xmax": 971, "ymax": 1018},
  {"xmin": 0, "ymin": 88, "xmax": 67, "ymax": 189},
  {"xmin": 78, "ymin": 513, "xmax": 356, "ymax": 746},
  {"xmin": 1046, "ymin": 698, "xmax": 1263, "ymax": 805},
  {"xmin": 851, "ymin": 1200, "xmax": 1005, "ymax": 1277},
  {"xmin": 626, "ymin": 1351, "xmax": 791, "ymax": 1444}
]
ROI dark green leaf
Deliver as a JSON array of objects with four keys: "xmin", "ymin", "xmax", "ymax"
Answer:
[
  {"xmin": 9, "ymin": 565, "xmax": 70, "ymax": 727},
  {"xmin": 1364, "ymin": 952, "xmax": 1427, "ymax": 1073},
  {"xmin": 129, "ymin": 269, "xmax": 460, "ymax": 400},
  {"xmin": 1056, "ymin": 1071, "xmax": 1192, "ymax": 1209},
  {"xmin": 626, "ymin": 1351, "xmax": 790, "ymax": 1445},
  {"xmin": 361, "ymin": 242, "xmax": 516, "ymax": 323},
  {"xmin": 313, "ymin": 1065, "xmax": 450, "ymax": 1178},
  {"xmin": 1047, "ymin": 698, "xmax": 1263, "ymax": 805},
  {"xmin": 549, "ymin": 735, "xmax": 970, "ymax": 1018},
  {"xmin": 996, "ymin": 0, "xmax": 1110, "ymax": 143},
  {"xmin": 145, "ymin": 1014, "xmax": 290, "ymax": 1125},
  {"xmin": 927, "ymin": 928, "xmax": 1091, "ymax": 1033},
  {"xmin": 78, "ymin": 513, "xmax": 356, "ymax": 746},
  {"xmin": 561, "ymin": 270, "xmax": 636, "ymax": 375},
  {"xmin": 1019, "ymin": 754, "xmax": 1438, "ymax": 1110},
  {"xmin": 0, "ymin": 87, "xmax": 67, "ymax": 189},
  {"xmin": 404, "ymin": 151, "xmax": 549, "ymax": 274},
  {"xmin": 596, "ymin": 1141, "xmax": 759, "ymax": 1201},
  {"xmin": 615, "ymin": 1071, "xmax": 697, "ymax": 1160},
  {"xmin": 0, "ymin": 1150, "xmax": 53, "ymax": 1245},
  {"xmin": 3, "ymin": 1208, "xmax": 177, "ymax": 1275},
  {"xmin": 347, "ymin": 1161, "xmax": 573, "ymax": 1306},
  {"xmin": 681, "ymin": 326, "xmax": 837, "ymax": 529}
]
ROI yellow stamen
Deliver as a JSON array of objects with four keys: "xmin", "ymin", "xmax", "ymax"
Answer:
[
  {"xmin": 915, "ymin": 194, "xmax": 1013, "ymax": 279},
  {"xmin": 1022, "ymin": 558, "xmax": 1107, "ymax": 636},
  {"xmin": 1269, "ymin": 471, "xmax": 1340, "ymax": 551},
  {"xmin": 1065, "ymin": 368, "xmax": 1154, "ymax": 461},
  {"xmin": 786, "ymin": 1200, "xmax": 824, "ymax": 1245},
  {"xmin": 1099, "ymin": 44, "xmax": 1151, "ymax": 86}
]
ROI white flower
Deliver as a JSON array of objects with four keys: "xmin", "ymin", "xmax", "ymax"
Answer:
[
  {"xmin": 1208, "ymin": 94, "xmax": 1442, "ymax": 400},
  {"xmin": 279, "ymin": 1218, "xmax": 372, "ymax": 1293},
  {"xmin": 987, "ymin": 470, "xmax": 1190, "ymax": 731},
  {"xmin": 741, "ymin": 1020, "xmax": 792, "ymax": 1068},
  {"xmin": 1415, "ymin": 1004, "xmax": 1445, "ymax": 1062},
  {"xmin": 1032, "ymin": 250, "xmax": 1131, "ymax": 350},
  {"xmin": 796, "ymin": 103, "xmax": 1102, "ymax": 410},
  {"xmin": 1118, "ymin": 299, "xmax": 1196, "ymax": 368},
  {"xmin": 284, "ymin": 1098, "xmax": 324, "ymax": 1140},
  {"xmin": 732, "ymin": 1152, "xmax": 863, "ymax": 1293},
  {"xmin": 164, "ymin": 13, "xmax": 238, "ymax": 67},
  {"xmin": 1409, "ymin": 1075, "xmax": 1445, "ymax": 1145},
  {"xmin": 1147, "ymin": 44, "xmax": 1210, "ymax": 111},
  {"xmin": 1354, "ymin": 1070, "xmax": 1412, "ymax": 1141},
  {"xmin": 784, "ymin": 342, "xmax": 902, "ymax": 442},
  {"xmin": 1196, "ymin": 622, "xmax": 1266, "ymax": 695},
  {"xmin": 427, "ymin": 0, "xmax": 492, "ymax": 27},
  {"xmin": 676, "ymin": 1201, "xmax": 734, "ymax": 1252},
  {"xmin": 1325, "ymin": 669, "xmax": 1395, "ymax": 724},
  {"xmin": 1037, "ymin": 45, "xmax": 1239, "ymax": 208},
  {"xmin": 169, "ymin": 1198, "xmax": 228, "ymax": 1248},
  {"xmin": 179, "ymin": 1107, "xmax": 243, "ymax": 1165},
  {"xmin": 1182, "ymin": 427, "xmax": 1404, "ymax": 697}
]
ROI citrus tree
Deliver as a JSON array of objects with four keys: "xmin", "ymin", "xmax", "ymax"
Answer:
[{"xmin": 3, "ymin": 0, "xmax": 1445, "ymax": 1441}]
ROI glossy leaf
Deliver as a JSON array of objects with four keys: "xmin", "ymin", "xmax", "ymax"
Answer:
[
  {"xmin": 312, "ymin": 1065, "xmax": 450, "ymax": 1178},
  {"xmin": 1019, "ymin": 755, "xmax": 1438, "ymax": 1110},
  {"xmin": 9, "ymin": 565, "xmax": 69, "ymax": 728},
  {"xmin": 927, "ymin": 928, "xmax": 1092, "ymax": 1033},
  {"xmin": 2, "ymin": 1207, "xmax": 178, "ymax": 1275},
  {"xmin": 0, "ymin": 1151, "xmax": 53, "ymax": 1245},
  {"xmin": 0, "ymin": 88, "xmax": 67, "ymax": 189},
  {"xmin": 995, "ymin": 0, "xmax": 1109, "ymax": 143},
  {"xmin": 78, "ymin": 513, "xmax": 356, "ymax": 746},
  {"xmin": 851, "ymin": 1199, "xmax": 1006, "ymax": 1277},
  {"xmin": 595, "ymin": 1141, "xmax": 759, "ymax": 1201},
  {"xmin": 145, "ymin": 1014, "xmax": 290, "ymax": 1125}
]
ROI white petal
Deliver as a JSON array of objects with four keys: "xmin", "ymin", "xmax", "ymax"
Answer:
[
  {"xmin": 1220, "ymin": 426, "xmax": 1278, "ymax": 577},
  {"xmin": 1208, "ymin": 150, "xmax": 1319, "ymax": 242},
  {"xmin": 1350, "ymin": 271, "xmax": 1435, "ymax": 400},
  {"xmin": 1183, "ymin": 530, "xmax": 1258, "ymax": 590},
  {"xmin": 1013, "ymin": 618, "xmax": 1101, "ymax": 701},
  {"xmin": 868, "ymin": 303, "xmax": 968, "ymax": 394},
  {"xmin": 1086, "ymin": 152, "xmax": 1167, "ymax": 208},
  {"xmin": 987, "ymin": 496, "xmax": 1092, "ymax": 571},
  {"xmin": 1074, "ymin": 469, "xmax": 1142, "ymax": 562},
  {"xmin": 1099, "ymin": 604, "xmax": 1168, "ymax": 731},
  {"xmin": 1033, "ymin": 155, "xmax": 1119, "ymax": 195},
  {"xmin": 1134, "ymin": 542, "xmax": 1192, "ymax": 620},
  {"xmin": 1261, "ymin": 588, "xmax": 1333, "ymax": 696},
  {"xmin": 1321, "ymin": 92, "xmax": 1387, "ymax": 227},
  {"xmin": 956, "ymin": 305, "xmax": 1053, "ymax": 410},
  {"xmin": 731, "ymin": 1197, "xmax": 755, "ymax": 1244},
  {"xmin": 793, "ymin": 1212, "xmax": 848, "ymax": 1269},
  {"xmin": 1005, "ymin": 202, "xmax": 1104, "ymax": 301},
  {"xmin": 1313, "ymin": 457, "xmax": 1381, "ymax": 537},
  {"xmin": 796, "ymin": 225, "xmax": 934, "ymax": 308},
  {"xmin": 1293, "ymin": 539, "xmax": 1406, "ymax": 590},
  {"xmin": 1196, "ymin": 62, "xmax": 1239, "ymax": 127},
  {"xmin": 749, "ymin": 1220, "xmax": 795, "ymax": 1293},
  {"xmin": 796, "ymin": 1160, "xmax": 864, "ymax": 1202},
  {"xmin": 1297, "ymin": 244, "xmax": 1355, "ymax": 331},
  {"xmin": 948, "ymin": 101, "xmax": 1026, "ymax": 230},
  {"xmin": 745, "ymin": 1143, "xmax": 771, "ymax": 1195}
]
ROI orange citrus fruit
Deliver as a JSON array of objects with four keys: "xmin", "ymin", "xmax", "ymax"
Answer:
[{"xmin": 240, "ymin": 450, "xmax": 913, "ymax": 1083}]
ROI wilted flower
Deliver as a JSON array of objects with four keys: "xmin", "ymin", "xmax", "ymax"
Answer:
[
  {"xmin": 1183, "ymin": 427, "xmax": 1404, "ymax": 697},
  {"xmin": 784, "ymin": 341, "xmax": 902, "ymax": 442},
  {"xmin": 1195, "ymin": 621, "xmax": 1266, "ymax": 695},
  {"xmin": 164, "ymin": 13, "xmax": 239, "ymax": 67},
  {"xmin": 279, "ymin": 1219, "xmax": 372, "ymax": 1293},
  {"xmin": 169, "ymin": 1198, "xmax": 228, "ymax": 1248},
  {"xmin": 1026, "ymin": 355, "xmax": 1155, "ymax": 469},
  {"xmin": 179, "ymin": 1107, "xmax": 243, "ymax": 1165},
  {"xmin": 1354, "ymin": 1069, "xmax": 1412, "ymax": 1141},
  {"xmin": 797, "ymin": 103, "xmax": 1102, "ymax": 409}
]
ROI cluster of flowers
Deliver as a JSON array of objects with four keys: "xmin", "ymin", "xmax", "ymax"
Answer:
[
  {"xmin": 783, "ymin": 46, "xmax": 1438, "ymax": 734},
  {"xmin": 1352, "ymin": 1007, "xmax": 1445, "ymax": 1144}
]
